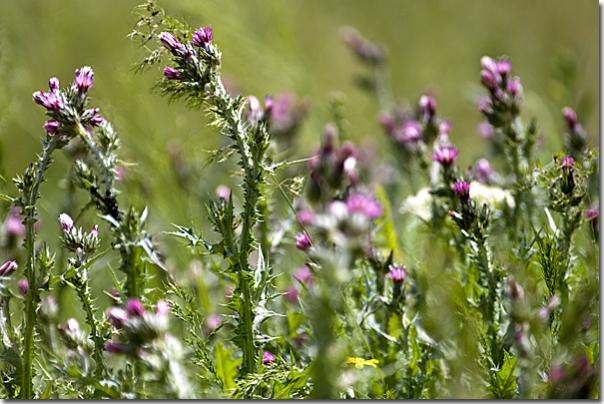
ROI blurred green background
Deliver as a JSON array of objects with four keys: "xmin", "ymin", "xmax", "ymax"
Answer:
[{"xmin": 0, "ymin": 0, "xmax": 599, "ymax": 255}]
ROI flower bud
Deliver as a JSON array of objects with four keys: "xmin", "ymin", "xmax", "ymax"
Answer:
[
  {"xmin": 159, "ymin": 32, "xmax": 183, "ymax": 54},
  {"xmin": 475, "ymin": 158, "xmax": 494, "ymax": 183},
  {"xmin": 387, "ymin": 265, "xmax": 406, "ymax": 283},
  {"xmin": 44, "ymin": 121, "xmax": 61, "ymax": 136},
  {"xmin": 496, "ymin": 60, "xmax": 511, "ymax": 77},
  {"xmin": 105, "ymin": 342, "xmax": 128, "ymax": 355},
  {"xmin": 33, "ymin": 91, "xmax": 63, "ymax": 110},
  {"xmin": 401, "ymin": 120, "xmax": 422, "ymax": 143},
  {"xmin": 0, "ymin": 260, "xmax": 18, "ymax": 277},
  {"xmin": 379, "ymin": 112, "xmax": 395, "ymax": 135},
  {"xmin": 346, "ymin": 193, "xmax": 383, "ymax": 220},
  {"xmin": 477, "ymin": 121, "xmax": 494, "ymax": 139},
  {"xmin": 90, "ymin": 114, "xmax": 104, "ymax": 127},
  {"xmin": 562, "ymin": 107, "xmax": 578, "ymax": 131},
  {"xmin": 216, "ymin": 185, "xmax": 230, "ymax": 201},
  {"xmin": 295, "ymin": 231, "xmax": 312, "ymax": 251},
  {"xmin": 163, "ymin": 66, "xmax": 180, "ymax": 80},
  {"xmin": 453, "ymin": 180, "xmax": 471, "ymax": 204},
  {"xmin": 419, "ymin": 95, "xmax": 437, "ymax": 118},
  {"xmin": 192, "ymin": 27, "xmax": 213, "ymax": 49},
  {"xmin": 155, "ymin": 300, "xmax": 171, "ymax": 317},
  {"xmin": 297, "ymin": 209, "xmax": 315, "ymax": 226},
  {"xmin": 263, "ymin": 350, "xmax": 276, "ymax": 365},
  {"xmin": 293, "ymin": 266, "xmax": 313, "ymax": 283},
  {"xmin": 91, "ymin": 225, "xmax": 98, "ymax": 237},
  {"xmin": 48, "ymin": 77, "xmax": 60, "ymax": 92},
  {"xmin": 17, "ymin": 279, "xmax": 28, "ymax": 295},
  {"xmin": 480, "ymin": 56, "xmax": 497, "ymax": 74},
  {"xmin": 107, "ymin": 306, "xmax": 128, "ymax": 328},
  {"xmin": 66, "ymin": 318, "xmax": 80, "ymax": 333},
  {"xmin": 74, "ymin": 66, "xmax": 94, "ymax": 93},
  {"xmin": 58, "ymin": 213, "xmax": 74, "ymax": 231},
  {"xmin": 431, "ymin": 145, "xmax": 459, "ymax": 167},
  {"xmin": 480, "ymin": 70, "xmax": 498, "ymax": 91},
  {"xmin": 125, "ymin": 298, "xmax": 145, "ymax": 317}
]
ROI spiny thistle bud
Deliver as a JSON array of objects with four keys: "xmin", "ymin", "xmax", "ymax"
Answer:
[
  {"xmin": 44, "ymin": 121, "xmax": 61, "ymax": 136},
  {"xmin": 192, "ymin": 27, "xmax": 213, "ymax": 49},
  {"xmin": 431, "ymin": 145, "xmax": 459, "ymax": 167},
  {"xmin": 263, "ymin": 351, "xmax": 276, "ymax": 365},
  {"xmin": 107, "ymin": 306, "xmax": 129, "ymax": 328},
  {"xmin": 453, "ymin": 180, "xmax": 471, "ymax": 204},
  {"xmin": 17, "ymin": 279, "xmax": 28, "ymax": 295},
  {"xmin": 295, "ymin": 231, "xmax": 312, "ymax": 251},
  {"xmin": 419, "ymin": 95, "xmax": 437, "ymax": 118},
  {"xmin": 125, "ymin": 298, "xmax": 145, "ymax": 317},
  {"xmin": 475, "ymin": 158, "xmax": 494, "ymax": 183},
  {"xmin": 58, "ymin": 213, "xmax": 74, "ymax": 231},
  {"xmin": 0, "ymin": 260, "xmax": 17, "ymax": 277},
  {"xmin": 155, "ymin": 300, "xmax": 171, "ymax": 317},
  {"xmin": 388, "ymin": 265, "xmax": 406, "ymax": 283},
  {"xmin": 48, "ymin": 77, "xmax": 60, "ymax": 92},
  {"xmin": 159, "ymin": 32, "xmax": 183, "ymax": 54},
  {"xmin": 74, "ymin": 66, "xmax": 94, "ymax": 93},
  {"xmin": 345, "ymin": 193, "xmax": 383, "ymax": 220},
  {"xmin": 163, "ymin": 66, "xmax": 180, "ymax": 80},
  {"xmin": 33, "ymin": 91, "xmax": 63, "ymax": 110}
]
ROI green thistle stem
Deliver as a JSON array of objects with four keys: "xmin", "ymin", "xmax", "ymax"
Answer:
[{"xmin": 20, "ymin": 135, "xmax": 59, "ymax": 399}]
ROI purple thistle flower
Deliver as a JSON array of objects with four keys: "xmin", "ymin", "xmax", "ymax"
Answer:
[
  {"xmin": 295, "ymin": 231, "xmax": 312, "ymax": 251},
  {"xmin": 263, "ymin": 96, "xmax": 274, "ymax": 114},
  {"xmin": 496, "ymin": 60, "xmax": 511, "ymax": 77},
  {"xmin": 477, "ymin": 96, "xmax": 492, "ymax": 114},
  {"xmin": 284, "ymin": 286, "xmax": 299, "ymax": 303},
  {"xmin": 263, "ymin": 351, "xmax": 276, "ymax": 365},
  {"xmin": 48, "ymin": 77, "xmax": 60, "ymax": 92},
  {"xmin": 475, "ymin": 158, "xmax": 493, "ymax": 183},
  {"xmin": 105, "ymin": 342, "xmax": 127, "ymax": 354},
  {"xmin": 345, "ymin": 193, "xmax": 383, "ymax": 220},
  {"xmin": 4, "ymin": 207, "xmax": 25, "ymax": 237},
  {"xmin": 477, "ymin": 121, "xmax": 494, "ymax": 139},
  {"xmin": 439, "ymin": 120, "xmax": 451, "ymax": 136},
  {"xmin": 431, "ymin": 145, "xmax": 459, "ymax": 167},
  {"xmin": 17, "ymin": 279, "xmax": 28, "ymax": 295},
  {"xmin": 507, "ymin": 77, "xmax": 522, "ymax": 97},
  {"xmin": 293, "ymin": 266, "xmax": 312, "ymax": 283},
  {"xmin": 297, "ymin": 209, "xmax": 315, "ymax": 226},
  {"xmin": 586, "ymin": 207, "xmax": 599, "ymax": 220},
  {"xmin": 216, "ymin": 185, "xmax": 230, "ymax": 201},
  {"xmin": 0, "ymin": 261, "xmax": 17, "ymax": 277},
  {"xmin": 90, "ymin": 114, "xmax": 104, "ymax": 127},
  {"xmin": 453, "ymin": 180, "xmax": 471, "ymax": 203},
  {"xmin": 74, "ymin": 66, "xmax": 94, "ymax": 93},
  {"xmin": 401, "ymin": 120, "xmax": 423, "ymax": 143},
  {"xmin": 33, "ymin": 91, "xmax": 63, "ymax": 110},
  {"xmin": 66, "ymin": 318, "xmax": 79, "ymax": 333},
  {"xmin": 44, "ymin": 121, "xmax": 61, "ymax": 136},
  {"xmin": 107, "ymin": 306, "xmax": 128, "ymax": 328},
  {"xmin": 480, "ymin": 56, "xmax": 498, "ymax": 74},
  {"xmin": 192, "ymin": 27, "xmax": 213, "ymax": 49},
  {"xmin": 159, "ymin": 32, "xmax": 183, "ymax": 53},
  {"xmin": 163, "ymin": 66, "xmax": 180, "ymax": 80},
  {"xmin": 379, "ymin": 112, "xmax": 395, "ymax": 135},
  {"xmin": 125, "ymin": 298, "xmax": 145, "ymax": 317},
  {"xmin": 58, "ymin": 213, "xmax": 73, "ymax": 231},
  {"xmin": 561, "ymin": 156, "xmax": 575, "ymax": 170},
  {"xmin": 155, "ymin": 300, "xmax": 171, "ymax": 317},
  {"xmin": 562, "ymin": 107, "xmax": 582, "ymax": 132},
  {"xmin": 419, "ymin": 95, "xmax": 437, "ymax": 118},
  {"xmin": 388, "ymin": 265, "xmax": 406, "ymax": 283},
  {"xmin": 205, "ymin": 314, "xmax": 223, "ymax": 331},
  {"xmin": 480, "ymin": 70, "xmax": 498, "ymax": 91}
]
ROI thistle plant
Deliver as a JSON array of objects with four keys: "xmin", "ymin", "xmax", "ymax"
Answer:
[{"xmin": 0, "ymin": 1, "xmax": 598, "ymax": 400}]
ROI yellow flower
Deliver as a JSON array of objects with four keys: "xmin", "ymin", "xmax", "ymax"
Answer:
[{"xmin": 344, "ymin": 357, "xmax": 379, "ymax": 369}]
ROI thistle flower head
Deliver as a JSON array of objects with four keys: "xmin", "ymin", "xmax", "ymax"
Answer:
[
  {"xmin": 192, "ymin": 27, "xmax": 213, "ymax": 49},
  {"xmin": 431, "ymin": 145, "xmax": 459, "ymax": 167},
  {"xmin": 477, "ymin": 121, "xmax": 494, "ymax": 138},
  {"xmin": 163, "ymin": 66, "xmax": 180, "ymax": 80},
  {"xmin": 48, "ymin": 77, "xmax": 60, "ymax": 92},
  {"xmin": 33, "ymin": 91, "xmax": 63, "ymax": 110},
  {"xmin": 66, "ymin": 318, "xmax": 80, "ymax": 333},
  {"xmin": 155, "ymin": 300, "xmax": 171, "ymax": 317},
  {"xmin": 586, "ymin": 207, "xmax": 599, "ymax": 220},
  {"xmin": 295, "ymin": 231, "xmax": 312, "ymax": 251},
  {"xmin": 4, "ymin": 207, "xmax": 25, "ymax": 237},
  {"xmin": 58, "ymin": 213, "xmax": 74, "ymax": 231},
  {"xmin": 475, "ymin": 158, "xmax": 493, "ymax": 183},
  {"xmin": 159, "ymin": 32, "xmax": 183, "ymax": 54},
  {"xmin": 400, "ymin": 120, "xmax": 423, "ymax": 143},
  {"xmin": 0, "ymin": 261, "xmax": 17, "ymax": 277},
  {"xmin": 216, "ymin": 185, "xmax": 230, "ymax": 201},
  {"xmin": 17, "ymin": 279, "xmax": 28, "ymax": 295},
  {"xmin": 125, "ymin": 298, "xmax": 145, "ymax": 317},
  {"xmin": 419, "ymin": 95, "xmax": 437, "ymax": 118},
  {"xmin": 293, "ymin": 266, "xmax": 313, "ymax": 283},
  {"xmin": 379, "ymin": 112, "xmax": 395, "ymax": 134},
  {"xmin": 561, "ymin": 156, "xmax": 575, "ymax": 170},
  {"xmin": 388, "ymin": 265, "xmax": 406, "ymax": 283},
  {"xmin": 297, "ymin": 209, "xmax": 315, "ymax": 226},
  {"xmin": 345, "ymin": 193, "xmax": 383, "ymax": 220},
  {"xmin": 107, "ymin": 306, "xmax": 128, "ymax": 328},
  {"xmin": 104, "ymin": 342, "xmax": 127, "ymax": 354},
  {"xmin": 263, "ymin": 350, "xmax": 276, "ymax": 365},
  {"xmin": 74, "ymin": 66, "xmax": 94, "ymax": 93},
  {"xmin": 453, "ymin": 180, "xmax": 471, "ymax": 203},
  {"xmin": 562, "ymin": 107, "xmax": 578, "ymax": 130}
]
